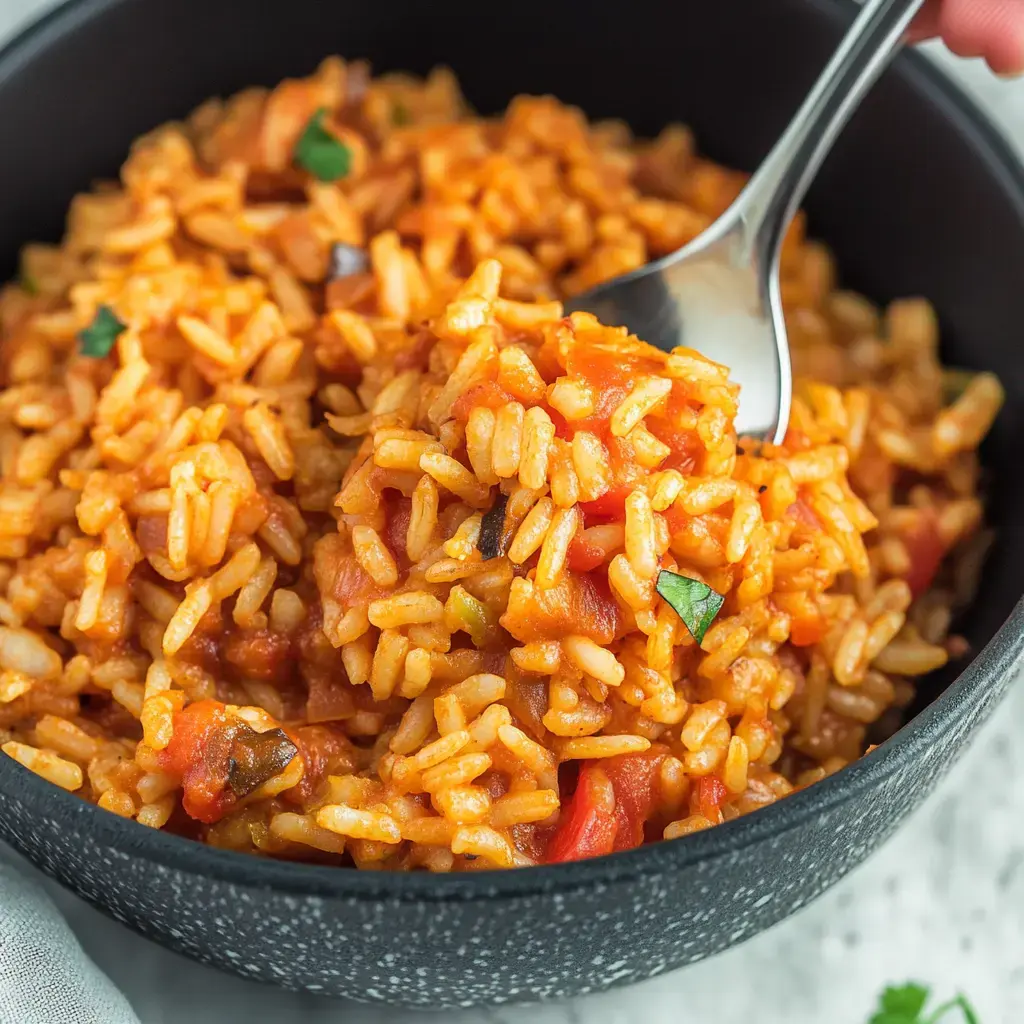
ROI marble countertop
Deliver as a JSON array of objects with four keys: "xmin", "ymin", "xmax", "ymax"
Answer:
[{"xmin": 2, "ymin": 2, "xmax": 1023, "ymax": 1021}]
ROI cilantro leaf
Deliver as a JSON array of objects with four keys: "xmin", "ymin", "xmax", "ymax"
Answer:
[
  {"xmin": 655, "ymin": 570, "xmax": 724, "ymax": 644},
  {"xmin": 78, "ymin": 305, "xmax": 126, "ymax": 358},
  {"xmin": 867, "ymin": 983, "xmax": 980, "ymax": 1024},
  {"xmin": 881, "ymin": 984, "xmax": 930, "ymax": 1018},
  {"xmin": 294, "ymin": 108, "xmax": 352, "ymax": 182}
]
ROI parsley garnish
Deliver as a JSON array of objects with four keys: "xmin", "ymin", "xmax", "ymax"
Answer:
[
  {"xmin": 392, "ymin": 101, "xmax": 411, "ymax": 126},
  {"xmin": 655, "ymin": 569, "xmax": 724, "ymax": 645},
  {"xmin": 294, "ymin": 108, "xmax": 352, "ymax": 182},
  {"xmin": 78, "ymin": 305, "xmax": 126, "ymax": 358},
  {"xmin": 869, "ymin": 983, "xmax": 980, "ymax": 1024}
]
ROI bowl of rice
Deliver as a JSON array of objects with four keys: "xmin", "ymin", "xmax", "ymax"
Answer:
[{"xmin": 0, "ymin": 0, "xmax": 1022, "ymax": 1008}]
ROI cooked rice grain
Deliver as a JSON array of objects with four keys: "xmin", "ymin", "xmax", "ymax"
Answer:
[{"xmin": 0, "ymin": 58, "xmax": 999, "ymax": 872}]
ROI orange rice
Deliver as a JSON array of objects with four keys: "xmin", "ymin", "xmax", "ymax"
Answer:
[{"xmin": 0, "ymin": 57, "xmax": 1003, "ymax": 870}]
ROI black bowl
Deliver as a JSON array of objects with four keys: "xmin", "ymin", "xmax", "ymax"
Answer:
[{"xmin": 1, "ymin": 0, "xmax": 1022, "ymax": 1009}]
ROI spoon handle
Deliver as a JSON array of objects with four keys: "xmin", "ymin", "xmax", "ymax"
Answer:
[{"xmin": 736, "ymin": 0, "xmax": 926, "ymax": 254}]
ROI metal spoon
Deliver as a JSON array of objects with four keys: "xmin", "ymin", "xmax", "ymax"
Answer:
[{"xmin": 569, "ymin": 0, "xmax": 925, "ymax": 443}]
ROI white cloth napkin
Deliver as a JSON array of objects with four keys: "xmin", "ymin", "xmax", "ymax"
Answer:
[{"xmin": 0, "ymin": 860, "xmax": 139, "ymax": 1024}]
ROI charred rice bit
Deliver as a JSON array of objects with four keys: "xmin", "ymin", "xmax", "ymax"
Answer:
[{"xmin": 0, "ymin": 57, "xmax": 1000, "ymax": 870}]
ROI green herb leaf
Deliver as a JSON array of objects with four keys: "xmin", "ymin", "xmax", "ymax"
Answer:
[
  {"xmin": 78, "ymin": 305, "xmax": 126, "ymax": 358},
  {"xmin": 881, "ymin": 984, "xmax": 930, "ymax": 1018},
  {"xmin": 655, "ymin": 570, "xmax": 724, "ymax": 644},
  {"xmin": 867, "ymin": 984, "xmax": 980, "ymax": 1024},
  {"xmin": 392, "ymin": 101, "xmax": 411, "ymax": 126},
  {"xmin": 294, "ymin": 108, "xmax": 352, "ymax": 182}
]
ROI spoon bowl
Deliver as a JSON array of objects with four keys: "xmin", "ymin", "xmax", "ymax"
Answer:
[
  {"xmin": 574, "ymin": 217, "xmax": 791, "ymax": 441},
  {"xmin": 570, "ymin": 0, "xmax": 924, "ymax": 443}
]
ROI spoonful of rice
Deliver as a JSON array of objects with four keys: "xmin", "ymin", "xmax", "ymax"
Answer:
[{"xmin": 569, "ymin": 0, "xmax": 924, "ymax": 443}]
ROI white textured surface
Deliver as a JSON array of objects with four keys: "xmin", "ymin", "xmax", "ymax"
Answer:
[{"xmin": 1, "ymin": 1, "xmax": 1024, "ymax": 1021}]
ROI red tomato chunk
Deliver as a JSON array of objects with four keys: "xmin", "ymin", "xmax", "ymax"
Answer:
[
  {"xmin": 160, "ymin": 700, "xmax": 300, "ymax": 824},
  {"xmin": 544, "ymin": 749, "xmax": 667, "ymax": 863},
  {"xmin": 901, "ymin": 508, "xmax": 946, "ymax": 599}
]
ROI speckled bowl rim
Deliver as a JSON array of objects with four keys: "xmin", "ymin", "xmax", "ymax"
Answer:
[{"xmin": 1, "ymin": 0, "xmax": 1023, "ymax": 906}]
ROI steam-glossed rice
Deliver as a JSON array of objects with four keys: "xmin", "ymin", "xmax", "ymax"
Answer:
[{"xmin": 0, "ymin": 58, "xmax": 1002, "ymax": 870}]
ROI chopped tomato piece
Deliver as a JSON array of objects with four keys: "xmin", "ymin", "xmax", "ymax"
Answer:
[
  {"xmin": 645, "ymin": 416, "xmax": 702, "ymax": 473},
  {"xmin": 580, "ymin": 483, "xmax": 634, "ymax": 521},
  {"xmin": 159, "ymin": 700, "xmax": 235, "ymax": 824},
  {"xmin": 578, "ymin": 438, "xmax": 646, "ymax": 522},
  {"xmin": 783, "ymin": 426, "xmax": 814, "ymax": 452},
  {"xmin": 504, "ymin": 669, "xmax": 549, "ymax": 739},
  {"xmin": 901, "ymin": 508, "xmax": 946, "ymax": 599},
  {"xmin": 554, "ymin": 344, "xmax": 664, "ymax": 438},
  {"xmin": 548, "ymin": 406, "xmax": 572, "ymax": 441},
  {"xmin": 501, "ymin": 569, "xmax": 623, "ymax": 645},
  {"xmin": 775, "ymin": 591, "xmax": 827, "ymax": 647},
  {"xmin": 305, "ymin": 670, "xmax": 356, "ymax": 724},
  {"xmin": 545, "ymin": 765, "xmax": 618, "ymax": 863},
  {"xmin": 691, "ymin": 775, "xmax": 727, "ymax": 820},
  {"xmin": 159, "ymin": 701, "xmax": 299, "ymax": 824},
  {"xmin": 787, "ymin": 497, "xmax": 821, "ymax": 531},
  {"xmin": 603, "ymin": 749, "xmax": 668, "ymax": 852},
  {"xmin": 789, "ymin": 611, "xmax": 827, "ymax": 647},
  {"xmin": 284, "ymin": 725, "xmax": 357, "ymax": 807},
  {"xmin": 607, "ymin": 434, "xmax": 646, "ymax": 492},
  {"xmin": 566, "ymin": 534, "xmax": 607, "ymax": 573},
  {"xmin": 662, "ymin": 501, "xmax": 690, "ymax": 537},
  {"xmin": 545, "ymin": 749, "xmax": 668, "ymax": 863},
  {"xmin": 450, "ymin": 380, "xmax": 513, "ymax": 422},
  {"xmin": 223, "ymin": 629, "xmax": 292, "ymax": 682},
  {"xmin": 566, "ymin": 348, "xmax": 634, "ymax": 425},
  {"xmin": 333, "ymin": 551, "xmax": 385, "ymax": 607},
  {"xmin": 384, "ymin": 497, "xmax": 413, "ymax": 570},
  {"xmin": 272, "ymin": 213, "xmax": 325, "ymax": 282}
]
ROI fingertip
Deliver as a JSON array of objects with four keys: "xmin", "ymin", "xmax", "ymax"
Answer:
[
  {"xmin": 986, "ymin": 32, "xmax": 1024, "ymax": 76},
  {"xmin": 992, "ymin": 60, "xmax": 1024, "ymax": 79},
  {"xmin": 939, "ymin": 0, "xmax": 1024, "ymax": 74},
  {"xmin": 987, "ymin": 19, "xmax": 1024, "ymax": 76}
]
